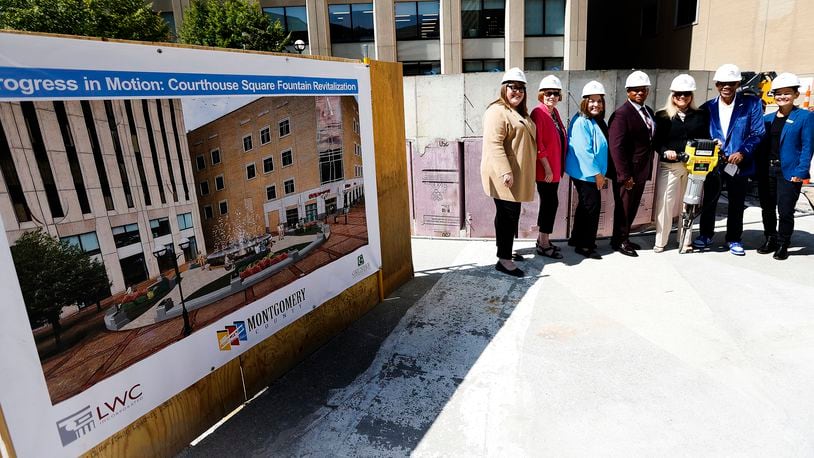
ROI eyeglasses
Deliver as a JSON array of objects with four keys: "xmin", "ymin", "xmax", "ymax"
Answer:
[
  {"xmin": 506, "ymin": 84, "xmax": 526, "ymax": 93},
  {"xmin": 715, "ymin": 81, "xmax": 738, "ymax": 87},
  {"xmin": 672, "ymin": 92, "xmax": 693, "ymax": 98},
  {"xmin": 541, "ymin": 90, "xmax": 560, "ymax": 97},
  {"xmin": 628, "ymin": 87, "xmax": 649, "ymax": 93}
]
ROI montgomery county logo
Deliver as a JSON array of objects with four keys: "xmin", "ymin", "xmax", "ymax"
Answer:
[
  {"xmin": 357, "ymin": 254, "xmax": 365, "ymax": 266},
  {"xmin": 352, "ymin": 255, "xmax": 371, "ymax": 278},
  {"xmin": 56, "ymin": 406, "xmax": 95, "ymax": 446},
  {"xmin": 217, "ymin": 321, "xmax": 248, "ymax": 351}
]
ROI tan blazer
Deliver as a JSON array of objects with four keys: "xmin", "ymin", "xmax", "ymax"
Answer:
[{"xmin": 480, "ymin": 103, "xmax": 537, "ymax": 202}]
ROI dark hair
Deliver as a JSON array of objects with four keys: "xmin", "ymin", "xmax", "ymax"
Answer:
[
  {"xmin": 490, "ymin": 82, "xmax": 529, "ymax": 117},
  {"xmin": 579, "ymin": 95, "xmax": 605, "ymax": 119}
]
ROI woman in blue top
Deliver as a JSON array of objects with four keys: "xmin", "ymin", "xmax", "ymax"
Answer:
[
  {"xmin": 565, "ymin": 81, "xmax": 609, "ymax": 259},
  {"xmin": 756, "ymin": 72, "xmax": 814, "ymax": 260}
]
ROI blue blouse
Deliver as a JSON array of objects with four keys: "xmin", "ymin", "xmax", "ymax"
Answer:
[{"xmin": 565, "ymin": 114, "xmax": 608, "ymax": 182}]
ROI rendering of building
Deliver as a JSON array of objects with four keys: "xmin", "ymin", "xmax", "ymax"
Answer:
[
  {"xmin": 152, "ymin": 0, "xmax": 585, "ymax": 74},
  {"xmin": 187, "ymin": 96, "xmax": 363, "ymax": 252},
  {"xmin": 0, "ymin": 99, "xmax": 205, "ymax": 295}
]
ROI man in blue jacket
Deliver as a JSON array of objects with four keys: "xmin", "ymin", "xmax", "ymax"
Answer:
[{"xmin": 693, "ymin": 64, "xmax": 766, "ymax": 256}]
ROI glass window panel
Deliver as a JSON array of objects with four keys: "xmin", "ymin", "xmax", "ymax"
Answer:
[
  {"xmin": 263, "ymin": 7, "xmax": 285, "ymax": 27},
  {"xmin": 483, "ymin": 0, "xmax": 505, "ymax": 37},
  {"xmin": 395, "ymin": 2, "xmax": 418, "ymax": 40},
  {"xmin": 80, "ymin": 232, "xmax": 100, "ymax": 253},
  {"xmin": 329, "ymin": 4, "xmax": 352, "ymax": 43},
  {"xmin": 544, "ymin": 0, "xmax": 565, "ymax": 35},
  {"xmin": 351, "ymin": 3, "xmax": 374, "ymax": 42},
  {"xmin": 461, "ymin": 0, "xmax": 481, "ymax": 38},
  {"xmin": 525, "ymin": 0, "xmax": 543, "ymax": 35},
  {"xmin": 524, "ymin": 57, "xmax": 544, "ymax": 71},
  {"xmin": 287, "ymin": 6, "xmax": 309, "ymax": 42},
  {"xmin": 418, "ymin": 1, "xmax": 440, "ymax": 38},
  {"xmin": 463, "ymin": 60, "xmax": 484, "ymax": 73},
  {"xmin": 483, "ymin": 59, "xmax": 505, "ymax": 72}
]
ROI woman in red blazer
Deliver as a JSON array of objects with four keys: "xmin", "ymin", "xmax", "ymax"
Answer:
[{"xmin": 530, "ymin": 75, "xmax": 567, "ymax": 259}]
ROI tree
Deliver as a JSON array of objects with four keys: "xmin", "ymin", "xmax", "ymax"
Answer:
[
  {"xmin": 0, "ymin": 0, "xmax": 171, "ymax": 42},
  {"xmin": 10, "ymin": 230, "xmax": 110, "ymax": 347},
  {"xmin": 178, "ymin": 0, "xmax": 290, "ymax": 52}
]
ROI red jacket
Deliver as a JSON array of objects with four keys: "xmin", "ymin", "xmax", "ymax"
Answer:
[{"xmin": 530, "ymin": 104, "xmax": 566, "ymax": 182}]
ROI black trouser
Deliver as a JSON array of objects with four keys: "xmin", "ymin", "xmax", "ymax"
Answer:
[
  {"xmin": 699, "ymin": 170, "xmax": 748, "ymax": 243},
  {"xmin": 493, "ymin": 198, "xmax": 521, "ymax": 259},
  {"xmin": 758, "ymin": 165, "xmax": 803, "ymax": 245},
  {"xmin": 569, "ymin": 179, "xmax": 601, "ymax": 250},
  {"xmin": 536, "ymin": 181, "xmax": 560, "ymax": 234},
  {"xmin": 610, "ymin": 179, "xmax": 646, "ymax": 245}
]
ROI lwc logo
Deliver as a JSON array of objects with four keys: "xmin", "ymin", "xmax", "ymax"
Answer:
[
  {"xmin": 56, "ymin": 384, "xmax": 143, "ymax": 446},
  {"xmin": 217, "ymin": 321, "xmax": 248, "ymax": 351}
]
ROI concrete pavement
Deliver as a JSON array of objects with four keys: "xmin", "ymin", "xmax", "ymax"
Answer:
[{"xmin": 179, "ymin": 202, "xmax": 814, "ymax": 457}]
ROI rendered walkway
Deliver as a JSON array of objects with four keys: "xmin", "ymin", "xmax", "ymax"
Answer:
[{"xmin": 180, "ymin": 201, "xmax": 814, "ymax": 456}]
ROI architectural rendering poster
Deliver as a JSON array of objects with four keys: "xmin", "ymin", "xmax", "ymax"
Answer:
[{"xmin": 0, "ymin": 32, "xmax": 381, "ymax": 456}]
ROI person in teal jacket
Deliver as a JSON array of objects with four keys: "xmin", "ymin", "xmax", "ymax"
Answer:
[
  {"xmin": 694, "ymin": 64, "xmax": 766, "ymax": 256},
  {"xmin": 756, "ymin": 72, "xmax": 814, "ymax": 260},
  {"xmin": 565, "ymin": 80, "xmax": 609, "ymax": 259}
]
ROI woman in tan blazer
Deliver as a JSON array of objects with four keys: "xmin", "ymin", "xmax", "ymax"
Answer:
[{"xmin": 481, "ymin": 67, "xmax": 537, "ymax": 277}]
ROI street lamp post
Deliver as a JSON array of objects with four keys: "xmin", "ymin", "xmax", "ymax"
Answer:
[
  {"xmin": 293, "ymin": 39, "xmax": 306, "ymax": 54},
  {"xmin": 153, "ymin": 238, "xmax": 192, "ymax": 337}
]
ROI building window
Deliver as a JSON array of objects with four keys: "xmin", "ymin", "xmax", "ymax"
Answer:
[
  {"xmin": 22, "ymin": 102, "xmax": 66, "ymax": 217},
  {"xmin": 61, "ymin": 231, "xmax": 101, "ymax": 256},
  {"xmin": 200, "ymin": 180, "xmax": 210, "ymax": 196},
  {"xmin": 243, "ymin": 134, "xmax": 253, "ymax": 152},
  {"xmin": 462, "ymin": 0, "xmax": 505, "ymax": 38},
  {"xmin": 524, "ymin": 57, "xmax": 564, "ymax": 71},
  {"xmin": 112, "ymin": 223, "xmax": 141, "ymax": 248},
  {"xmin": 525, "ymin": 0, "xmax": 565, "ymax": 36},
  {"xmin": 641, "ymin": 0, "xmax": 658, "ymax": 37},
  {"xmin": 196, "ymin": 154, "xmax": 206, "ymax": 170},
  {"xmin": 402, "ymin": 60, "xmax": 441, "ymax": 76},
  {"xmin": 285, "ymin": 207, "xmax": 299, "ymax": 224},
  {"xmin": 353, "ymin": 118, "xmax": 359, "ymax": 133},
  {"xmin": 203, "ymin": 205, "xmax": 213, "ymax": 220},
  {"xmin": 246, "ymin": 163, "xmax": 257, "ymax": 180},
  {"xmin": 142, "ymin": 100, "xmax": 167, "ymax": 204},
  {"xmin": 278, "ymin": 118, "xmax": 290, "ymax": 137},
  {"xmin": 0, "ymin": 117, "xmax": 32, "ymax": 222},
  {"xmin": 284, "ymin": 179, "xmax": 295, "ymax": 195},
  {"xmin": 160, "ymin": 11, "xmax": 177, "ymax": 39},
  {"xmin": 219, "ymin": 200, "xmax": 228, "ymax": 215},
  {"xmin": 104, "ymin": 100, "xmax": 135, "ymax": 209},
  {"xmin": 319, "ymin": 149, "xmax": 344, "ymax": 184},
  {"xmin": 395, "ymin": 1, "xmax": 440, "ymax": 40},
  {"xmin": 463, "ymin": 59, "xmax": 505, "ymax": 73},
  {"xmin": 266, "ymin": 185, "xmax": 277, "ymax": 201},
  {"xmin": 150, "ymin": 217, "xmax": 171, "ymax": 238},
  {"xmin": 263, "ymin": 6, "xmax": 309, "ymax": 43},
  {"xmin": 215, "ymin": 175, "xmax": 225, "ymax": 191},
  {"xmin": 675, "ymin": 0, "xmax": 697, "ymax": 27},
  {"xmin": 53, "ymin": 101, "xmax": 92, "ymax": 214},
  {"xmin": 355, "ymin": 143, "xmax": 362, "ymax": 156},
  {"xmin": 211, "ymin": 148, "xmax": 221, "ymax": 165},
  {"xmin": 177, "ymin": 212, "xmax": 194, "ymax": 230},
  {"xmin": 355, "ymin": 165, "xmax": 364, "ymax": 177},
  {"xmin": 329, "ymin": 3, "xmax": 374, "ymax": 43},
  {"xmin": 305, "ymin": 203, "xmax": 318, "ymax": 221},
  {"xmin": 260, "ymin": 126, "xmax": 271, "ymax": 144},
  {"xmin": 281, "ymin": 149, "xmax": 293, "ymax": 167},
  {"xmin": 124, "ymin": 100, "xmax": 152, "ymax": 206},
  {"xmin": 263, "ymin": 156, "xmax": 274, "ymax": 173}
]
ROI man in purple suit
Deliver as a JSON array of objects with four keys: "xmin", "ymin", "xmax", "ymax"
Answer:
[{"xmin": 608, "ymin": 70, "xmax": 657, "ymax": 257}]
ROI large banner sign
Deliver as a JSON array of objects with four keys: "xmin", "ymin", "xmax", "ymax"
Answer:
[{"xmin": 0, "ymin": 32, "xmax": 381, "ymax": 456}]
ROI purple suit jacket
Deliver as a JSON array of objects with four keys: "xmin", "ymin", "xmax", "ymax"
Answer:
[{"xmin": 608, "ymin": 101, "xmax": 656, "ymax": 183}]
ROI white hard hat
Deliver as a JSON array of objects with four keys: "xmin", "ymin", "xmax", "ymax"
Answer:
[
  {"xmin": 625, "ymin": 70, "xmax": 651, "ymax": 88},
  {"xmin": 538, "ymin": 75, "xmax": 563, "ymax": 91},
  {"xmin": 771, "ymin": 72, "xmax": 801, "ymax": 91},
  {"xmin": 581, "ymin": 80, "xmax": 606, "ymax": 97},
  {"xmin": 501, "ymin": 67, "xmax": 527, "ymax": 84},
  {"xmin": 670, "ymin": 74, "xmax": 697, "ymax": 92},
  {"xmin": 713, "ymin": 63, "xmax": 741, "ymax": 82}
]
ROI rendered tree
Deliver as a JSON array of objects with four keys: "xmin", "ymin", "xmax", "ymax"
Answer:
[
  {"xmin": 0, "ymin": 0, "xmax": 170, "ymax": 42},
  {"xmin": 178, "ymin": 0, "xmax": 290, "ymax": 52},
  {"xmin": 10, "ymin": 230, "xmax": 110, "ymax": 347}
]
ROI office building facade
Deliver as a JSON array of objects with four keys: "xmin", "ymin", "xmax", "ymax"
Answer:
[{"xmin": 0, "ymin": 99, "xmax": 206, "ymax": 296}]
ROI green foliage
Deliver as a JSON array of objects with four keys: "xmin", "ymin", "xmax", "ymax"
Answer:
[
  {"xmin": 0, "ymin": 0, "xmax": 171, "ymax": 42},
  {"xmin": 10, "ymin": 229, "xmax": 110, "ymax": 345},
  {"xmin": 178, "ymin": 0, "xmax": 290, "ymax": 52}
]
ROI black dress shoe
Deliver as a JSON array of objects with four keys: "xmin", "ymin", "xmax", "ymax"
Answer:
[
  {"xmin": 773, "ymin": 244, "xmax": 789, "ymax": 260},
  {"xmin": 512, "ymin": 253, "xmax": 525, "ymax": 261},
  {"xmin": 495, "ymin": 262, "xmax": 525, "ymax": 277},
  {"xmin": 627, "ymin": 240, "xmax": 642, "ymax": 250},
  {"xmin": 575, "ymin": 247, "xmax": 602, "ymax": 259},
  {"xmin": 757, "ymin": 237, "xmax": 778, "ymax": 254},
  {"xmin": 615, "ymin": 241, "xmax": 639, "ymax": 257}
]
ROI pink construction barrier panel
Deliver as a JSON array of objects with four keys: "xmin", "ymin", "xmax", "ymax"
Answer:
[{"xmin": 411, "ymin": 140, "xmax": 462, "ymax": 237}]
